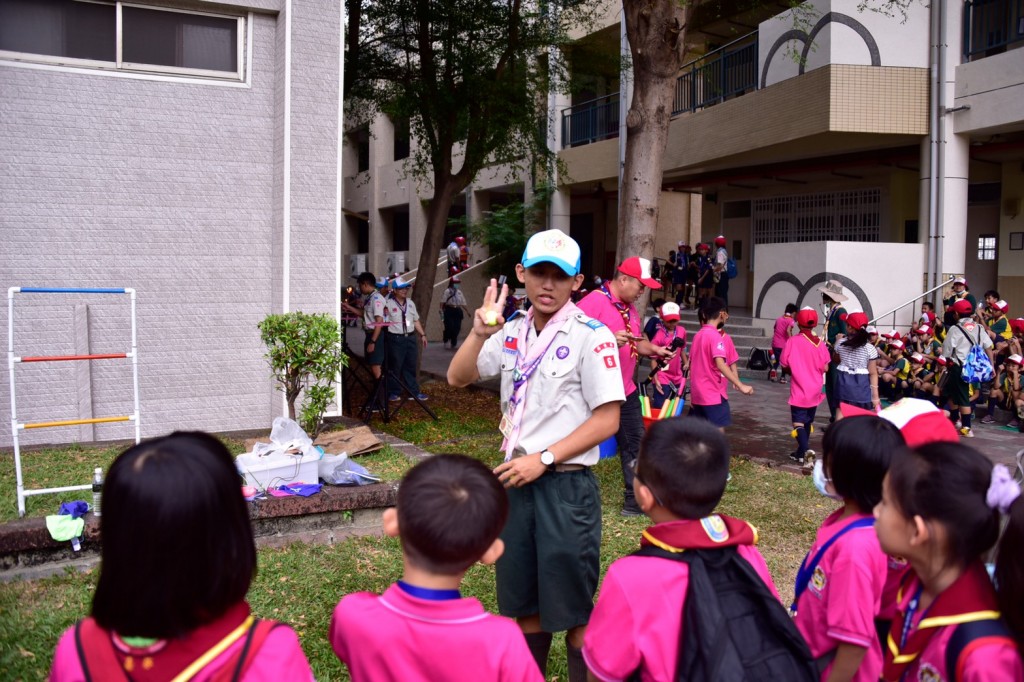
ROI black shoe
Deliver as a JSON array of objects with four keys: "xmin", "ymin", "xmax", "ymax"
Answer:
[
  {"xmin": 788, "ymin": 451, "xmax": 804, "ymax": 463},
  {"xmin": 620, "ymin": 504, "xmax": 643, "ymax": 517}
]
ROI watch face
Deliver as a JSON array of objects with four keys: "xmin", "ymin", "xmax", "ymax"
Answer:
[{"xmin": 541, "ymin": 450, "xmax": 554, "ymax": 465}]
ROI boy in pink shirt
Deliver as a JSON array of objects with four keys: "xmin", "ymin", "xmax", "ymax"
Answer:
[
  {"xmin": 584, "ymin": 418, "xmax": 795, "ymax": 682},
  {"xmin": 780, "ymin": 307, "xmax": 832, "ymax": 464},
  {"xmin": 688, "ymin": 297, "xmax": 753, "ymax": 429},
  {"xmin": 772, "ymin": 303, "xmax": 798, "ymax": 382},
  {"xmin": 330, "ymin": 455, "xmax": 541, "ymax": 682}
]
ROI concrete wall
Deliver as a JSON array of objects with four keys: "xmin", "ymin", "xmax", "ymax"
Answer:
[
  {"xmin": 998, "ymin": 162, "xmax": 1024, "ymax": 307},
  {"xmin": 759, "ymin": 0, "xmax": 930, "ymax": 88},
  {"xmin": 1, "ymin": 1, "xmax": 342, "ymax": 445},
  {"xmin": 754, "ymin": 241, "xmax": 924, "ymax": 333},
  {"xmin": 954, "ymin": 48, "xmax": 1024, "ymax": 135}
]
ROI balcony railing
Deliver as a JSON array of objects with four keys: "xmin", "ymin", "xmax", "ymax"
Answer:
[
  {"xmin": 560, "ymin": 93, "xmax": 620, "ymax": 149},
  {"xmin": 964, "ymin": 0, "xmax": 1024, "ymax": 60},
  {"xmin": 673, "ymin": 33, "xmax": 759, "ymax": 116}
]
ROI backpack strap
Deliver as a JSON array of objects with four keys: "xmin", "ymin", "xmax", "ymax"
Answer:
[
  {"xmin": 211, "ymin": 619, "xmax": 285, "ymax": 682},
  {"xmin": 945, "ymin": 618, "xmax": 1015, "ymax": 682},
  {"xmin": 790, "ymin": 517, "xmax": 875, "ymax": 614},
  {"xmin": 75, "ymin": 618, "xmax": 128, "ymax": 682}
]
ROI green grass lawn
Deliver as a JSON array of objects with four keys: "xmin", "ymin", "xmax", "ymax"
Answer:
[{"xmin": 0, "ymin": 386, "xmax": 832, "ymax": 680}]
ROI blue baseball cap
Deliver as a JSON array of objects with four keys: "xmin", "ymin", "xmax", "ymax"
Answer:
[{"xmin": 521, "ymin": 229, "xmax": 581, "ymax": 276}]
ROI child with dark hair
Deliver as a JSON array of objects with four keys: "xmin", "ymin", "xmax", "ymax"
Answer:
[
  {"xmin": 583, "ymin": 418, "xmax": 782, "ymax": 681},
  {"xmin": 330, "ymin": 454, "xmax": 541, "ymax": 681},
  {"xmin": 771, "ymin": 303, "xmax": 799, "ymax": 383},
  {"xmin": 795, "ymin": 416, "xmax": 903, "ymax": 682},
  {"xmin": 876, "ymin": 443, "xmax": 1024, "ymax": 680},
  {"xmin": 834, "ymin": 312, "xmax": 882, "ymax": 413},
  {"xmin": 780, "ymin": 307, "xmax": 832, "ymax": 464},
  {"xmin": 689, "ymin": 297, "xmax": 754, "ymax": 430},
  {"xmin": 49, "ymin": 432, "xmax": 313, "ymax": 681}
]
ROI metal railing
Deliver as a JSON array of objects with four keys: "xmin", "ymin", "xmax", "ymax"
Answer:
[
  {"xmin": 560, "ymin": 93, "xmax": 620, "ymax": 149},
  {"xmin": 869, "ymin": 276, "xmax": 955, "ymax": 332},
  {"xmin": 673, "ymin": 33, "xmax": 759, "ymax": 116},
  {"xmin": 964, "ymin": 0, "xmax": 1024, "ymax": 60}
]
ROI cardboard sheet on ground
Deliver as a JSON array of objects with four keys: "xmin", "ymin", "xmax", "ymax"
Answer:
[{"xmin": 313, "ymin": 426, "xmax": 383, "ymax": 457}]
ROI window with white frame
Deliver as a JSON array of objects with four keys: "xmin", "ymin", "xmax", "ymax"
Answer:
[
  {"xmin": 0, "ymin": 0, "xmax": 244, "ymax": 80},
  {"xmin": 977, "ymin": 235, "xmax": 997, "ymax": 261}
]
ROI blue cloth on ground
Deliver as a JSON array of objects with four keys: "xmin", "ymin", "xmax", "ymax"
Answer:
[
  {"xmin": 275, "ymin": 482, "xmax": 323, "ymax": 497},
  {"xmin": 58, "ymin": 501, "xmax": 90, "ymax": 519}
]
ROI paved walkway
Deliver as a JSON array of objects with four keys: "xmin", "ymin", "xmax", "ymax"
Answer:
[{"xmin": 343, "ymin": 326, "xmax": 1024, "ymax": 470}]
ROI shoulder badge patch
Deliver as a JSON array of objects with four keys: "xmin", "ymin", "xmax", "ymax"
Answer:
[
  {"xmin": 584, "ymin": 318, "xmax": 604, "ymax": 330},
  {"xmin": 700, "ymin": 515, "xmax": 729, "ymax": 543}
]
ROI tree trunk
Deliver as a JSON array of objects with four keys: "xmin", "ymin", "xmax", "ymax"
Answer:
[
  {"xmin": 410, "ymin": 175, "xmax": 468, "ymax": 329},
  {"xmin": 618, "ymin": 0, "xmax": 695, "ymax": 265}
]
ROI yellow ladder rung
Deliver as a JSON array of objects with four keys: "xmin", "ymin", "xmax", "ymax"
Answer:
[{"xmin": 22, "ymin": 415, "xmax": 132, "ymax": 430}]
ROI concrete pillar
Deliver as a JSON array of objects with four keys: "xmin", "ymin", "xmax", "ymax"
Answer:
[{"xmin": 547, "ymin": 45, "xmax": 572, "ymax": 232}]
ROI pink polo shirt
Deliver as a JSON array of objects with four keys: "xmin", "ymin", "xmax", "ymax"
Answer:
[
  {"xmin": 583, "ymin": 521, "xmax": 778, "ymax": 682},
  {"xmin": 779, "ymin": 333, "xmax": 831, "ymax": 408},
  {"xmin": 330, "ymin": 584, "xmax": 541, "ymax": 682},
  {"xmin": 793, "ymin": 510, "xmax": 888, "ymax": 682},
  {"xmin": 689, "ymin": 325, "xmax": 738, "ymax": 406},
  {"xmin": 887, "ymin": 570, "xmax": 1023, "ymax": 682},
  {"xmin": 651, "ymin": 325, "xmax": 686, "ymax": 387},
  {"xmin": 578, "ymin": 289, "xmax": 642, "ymax": 396},
  {"xmin": 772, "ymin": 315, "xmax": 795, "ymax": 349}
]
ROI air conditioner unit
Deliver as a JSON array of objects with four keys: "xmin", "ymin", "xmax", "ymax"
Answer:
[
  {"xmin": 386, "ymin": 251, "xmax": 407, "ymax": 275},
  {"xmin": 349, "ymin": 254, "xmax": 368, "ymax": 278}
]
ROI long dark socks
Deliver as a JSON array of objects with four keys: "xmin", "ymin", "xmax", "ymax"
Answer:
[
  {"xmin": 524, "ymin": 631, "xmax": 552, "ymax": 676},
  {"xmin": 566, "ymin": 638, "xmax": 588, "ymax": 682}
]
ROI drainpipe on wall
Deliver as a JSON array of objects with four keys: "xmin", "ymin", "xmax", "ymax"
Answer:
[
  {"xmin": 926, "ymin": 0, "xmax": 940, "ymax": 294},
  {"xmin": 935, "ymin": 0, "xmax": 948, "ymax": 287}
]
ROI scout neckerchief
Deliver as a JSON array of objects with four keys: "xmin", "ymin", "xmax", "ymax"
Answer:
[
  {"xmin": 640, "ymin": 514, "xmax": 758, "ymax": 553},
  {"xmin": 881, "ymin": 562, "xmax": 1002, "ymax": 681},
  {"xmin": 500, "ymin": 300, "xmax": 576, "ymax": 461},
  {"xmin": 599, "ymin": 283, "xmax": 638, "ymax": 361},
  {"xmin": 799, "ymin": 328, "xmax": 820, "ymax": 344}
]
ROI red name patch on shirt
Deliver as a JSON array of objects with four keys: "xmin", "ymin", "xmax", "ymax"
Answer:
[{"xmin": 593, "ymin": 341, "xmax": 615, "ymax": 354}]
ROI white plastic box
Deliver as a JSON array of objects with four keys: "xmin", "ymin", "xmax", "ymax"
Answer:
[{"xmin": 236, "ymin": 450, "xmax": 321, "ymax": 491}]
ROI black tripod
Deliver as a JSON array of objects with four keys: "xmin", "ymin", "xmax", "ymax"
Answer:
[
  {"xmin": 340, "ymin": 323, "xmax": 374, "ymax": 413},
  {"xmin": 360, "ymin": 323, "xmax": 437, "ymax": 424}
]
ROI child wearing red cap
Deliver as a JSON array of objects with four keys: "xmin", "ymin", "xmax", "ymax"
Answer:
[
  {"xmin": 834, "ymin": 312, "xmax": 882, "ymax": 413},
  {"xmin": 880, "ymin": 341, "xmax": 910, "ymax": 402},
  {"xmin": 984, "ymin": 298, "xmax": 1012, "ymax": 358},
  {"xmin": 941, "ymin": 298, "xmax": 994, "ymax": 437},
  {"xmin": 780, "ymin": 307, "xmax": 831, "ymax": 464},
  {"xmin": 981, "ymin": 353, "xmax": 1023, "ymax": 428}
]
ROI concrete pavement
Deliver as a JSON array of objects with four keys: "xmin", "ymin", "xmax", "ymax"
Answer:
[{"xmin": 342, "ymin": 323, "xmax": 1024, "ymax": 470}]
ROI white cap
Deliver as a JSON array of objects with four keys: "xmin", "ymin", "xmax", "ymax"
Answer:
[{"xmin": 521, "ymin": 229, "xmax": 581, "ymax": 276}]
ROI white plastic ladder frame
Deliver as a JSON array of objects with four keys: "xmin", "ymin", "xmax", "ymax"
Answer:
[{"xmin": 7, "ymin": 287, "xmax": 141, "ymax": 517}]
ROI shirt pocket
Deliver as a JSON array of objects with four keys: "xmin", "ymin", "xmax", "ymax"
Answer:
[{"xmin": 536, "ymin": 353, "xmax": 578, "ymax": 411}]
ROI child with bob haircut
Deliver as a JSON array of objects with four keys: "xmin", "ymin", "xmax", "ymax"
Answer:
[
  {"xmin": 876, "ymin": 443, "xmax": 1024, "ymax": 681},
  {"xmin": 583, "ymin": 418, "xmax": 788, "ymax": 682},
  {"xmin": 49, "ymin": 432, "xmax": 314, "ymax": 681},
  {"xmin": 330, "ymin": 454, "xmax": 541, "ymax": 682},
  {"xmin": 795, "ymin": 416, "xmax": 904, "ymax": 682}
]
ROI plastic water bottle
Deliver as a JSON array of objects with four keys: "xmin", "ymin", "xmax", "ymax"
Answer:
[{"xmin": 92, "ymin": 467, "xmax": 104, "ymax": 517}]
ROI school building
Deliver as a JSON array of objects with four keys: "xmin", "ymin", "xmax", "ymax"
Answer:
[
  {"xmin": 1, "ymin": 0, "xmax": 344, "ymax": 444},
  {"xmin": 348, "ymin": 0, "xmax": 1024, "ymax": 331}
]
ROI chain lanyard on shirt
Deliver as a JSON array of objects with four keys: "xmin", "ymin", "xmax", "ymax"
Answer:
[
  {"xmin": 511, "ymin": 325, "xmax": 560, "ymax": 405},
  {"xmin": 391, "ymin": 296, "xmax": 408, "ymax": 333},
  {"xmin": 600, "ymin": 283, "xmax": 637, "ymax": 361}
]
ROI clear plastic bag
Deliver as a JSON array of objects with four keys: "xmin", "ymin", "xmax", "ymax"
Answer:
[{"xmin": 317, "ymin": 452, "xmax": 381, "ymax": 486}]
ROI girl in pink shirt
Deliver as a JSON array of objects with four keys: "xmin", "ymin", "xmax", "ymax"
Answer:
[
  {"xmin": 780, "ymin": 307, "xmax": 831, "ymax": 464},
  {"xmin": 649, "ymin": 302, "xmax": 688, "ymax": 410},
  {"xmin": 49, "ymin": 432, "xmax": 314, "ymax": 682},
  {"xmin": 793, "ymin": 416, "xmax": 904, "ymax": 682},
  {"xmin": 875, "ymin": 442, "xmax": 1024, "ymax": 682}
]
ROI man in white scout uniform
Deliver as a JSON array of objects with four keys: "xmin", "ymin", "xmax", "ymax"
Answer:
[
  {"xmin": 384, "ymin": 277, "xmax": 429, "ymax": 401},
  {"xmin": 448, "ymin": 229, "xmax": 624, "ymax": 682}
]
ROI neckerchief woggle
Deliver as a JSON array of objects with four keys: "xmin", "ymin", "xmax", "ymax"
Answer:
[
  {"xmin": 599, "ymin": 283, "xmax": 638, "ymax": 361},
  {"xmin": 501, "ymin": 300, "xmax": 576, "ymax": 461}
]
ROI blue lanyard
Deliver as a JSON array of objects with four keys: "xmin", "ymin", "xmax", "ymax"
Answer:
[
  {"xmin": 900, "ymin": 584, "xmax": 924, "ymax": 649},
  {"xmin": 790, "ymin": 516, "xmax": 875, "ymax": 614},
  {"xmin": 397, "ymin": 581, "xmax": 461, "ymax": 601}
]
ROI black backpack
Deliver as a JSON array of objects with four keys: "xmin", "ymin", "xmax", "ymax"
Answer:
[
  {"xmin": 629, "ymin": 545, "xmax": 819, "ymax": 682},
  {"xmin": 747, "ymin": 348, "xmax": 771, "ymax": 371}
]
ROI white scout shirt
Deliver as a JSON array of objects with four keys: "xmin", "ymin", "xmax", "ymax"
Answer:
[
  {"xmin": 477, "ymin": 311, "xmax": 625, "ymax": 466},
  {"xmin": 362, "ymin": 290, "xmax": 387, "ymax": 331},
  {"xmin": 384, "ymin": 296, "xmax": 420, "ymax": 335}
]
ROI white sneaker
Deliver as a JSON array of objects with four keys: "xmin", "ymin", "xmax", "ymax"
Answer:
[{"xmin": 959, "ymin": 427, "xmax": 974, "ymax": 438}]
